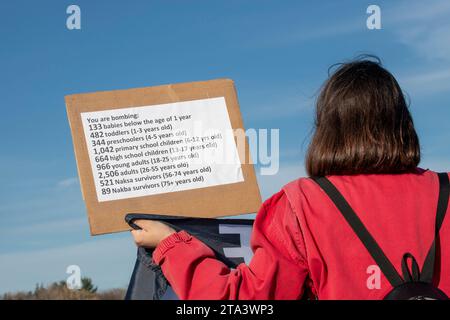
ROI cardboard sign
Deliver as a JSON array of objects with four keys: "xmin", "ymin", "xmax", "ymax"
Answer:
[{"xmin": 65, "ymin": 79, "xmax": 262, "ymax": 235}]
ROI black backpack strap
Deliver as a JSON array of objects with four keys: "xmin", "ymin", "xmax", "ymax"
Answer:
[
  {"xmin": 311, "ymin": 176, "xmax": 404, "ymax": 287},
  {"xmin": 420, "ymin": 172, "xmax": 450, "ymax": 284}
]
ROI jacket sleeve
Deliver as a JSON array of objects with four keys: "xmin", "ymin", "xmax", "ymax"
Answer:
[{"xmin": 152, "ymin": 190, "xmax": 310, "ymax": 300}]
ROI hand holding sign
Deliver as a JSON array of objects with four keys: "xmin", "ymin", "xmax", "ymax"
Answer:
[{"xmin": 131, "ymin": 220, "xmax": 176, "ymax": 248}]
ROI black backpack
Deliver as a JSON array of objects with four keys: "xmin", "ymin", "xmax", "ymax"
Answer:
[{"xmin": 312, "ymin": 172, "xmax": 449, "ymax": 300}]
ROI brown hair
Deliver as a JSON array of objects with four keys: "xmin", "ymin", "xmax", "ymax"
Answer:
[{"xmin": 306, "ymin": 56, "xmax": 420, "ymax": 176}]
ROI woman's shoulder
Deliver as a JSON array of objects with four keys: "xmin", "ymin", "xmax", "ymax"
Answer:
[
  {"xmin": 281, "ymin": 176, "xmax": 320, "ymax": 199},
  {"xmin": 278, "ymin": 168, "xmax": 449, "ymax": 203}
]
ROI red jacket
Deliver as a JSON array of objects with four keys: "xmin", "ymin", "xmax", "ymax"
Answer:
[{"xmin": 153, "ymin": 169, "xmax": 450, "ymax": 299}]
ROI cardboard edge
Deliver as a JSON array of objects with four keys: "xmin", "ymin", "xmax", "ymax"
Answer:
[{"xmin": 64, "ymin": 78, "xmax": 235, "ymax": 101}]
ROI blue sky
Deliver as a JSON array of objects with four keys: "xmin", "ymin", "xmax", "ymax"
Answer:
[{"xmin": 0, "ymin": 0, "xmax": 449, "ymax": 294}]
